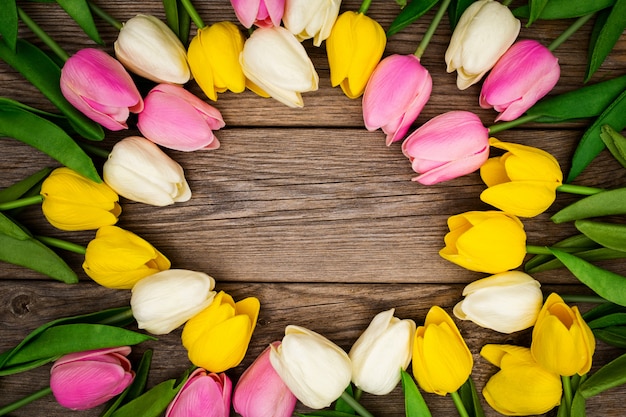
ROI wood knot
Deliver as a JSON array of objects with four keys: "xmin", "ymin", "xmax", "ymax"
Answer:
[{"xmin": 10, "ymin": 294, "xmax": 31, "ymax": 316}]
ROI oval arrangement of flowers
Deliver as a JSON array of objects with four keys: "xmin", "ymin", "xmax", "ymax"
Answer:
[{"xmin": 0, "ymin": 0, "xmax": 626, "ymax": 416}]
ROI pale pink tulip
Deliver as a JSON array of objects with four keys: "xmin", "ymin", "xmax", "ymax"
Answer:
[
  {"xmin": 60, "ymin": 48, "xmax": 143, "ymax": 131},
  {"xmin": 363, "ymin": 54, "xmax": 432, "ymax": 146},
  {"xmin": 230, "ymin": 0, "xmax": 285, "ymax": 28},
  {"xmin": 402, "ymin": 111, "xmax": 490, "ymax": 185},
  {"xmin": 480, "ymin": 39, "xmax": 560, "ymax": 122},
  {"xmin": 137, "ymin": 84, "xmax": 225, "ymax": 151},
  {"xmin": 165, "ymin": 368, "xmax": 231, "ymax": 417},
  {"xmin": 50, "ymin": 346, "xmax": 134, "ymax": 410},
  {"xmin": 233, "ymin": 342, "xmax": 297, "ymax": 417}
]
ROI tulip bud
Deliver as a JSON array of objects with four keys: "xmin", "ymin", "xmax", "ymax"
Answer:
[
  {"xmin": 137, "ymin": 83, "xmax": 224, "ymax": 151},
  {"xmin": 131, "ymin": 269, "xmax": 217, "ymax": 335},
  {"xmin": 230, "ymin": 0, "xmax": 285, "ymax": 28},
  {"xmin": 240, "ymin": 26, "xmax": 319, "ymax": 108},
  {"xmin": 349, "ymin": 309, "xmax": 416, "ymax": 395},
  {"xmin": 83, "ymin": 225, "xmax": 171, "ymax": 289},
  {"xmin": 445, "ymin": 0, "xmax": 520, "ymax": 90},
  {"xmin": 363, "ymin": 54, "xmax": 432, "ymax": 145},
  {"xmin": 269, "ymin": 325, "xmax": 352, "ymax": 409},
  {"xmin": 60, "ymin": 48, "xmax": 143, "ymax": 131},
  {"xmin": 531, "ymin": 293, "xmax": 596, "ymax": 376},
  {"xmin": 233, "ymin": 342, "xmax": 297, "ymax": 417},
  {"xmin": 480, "ymin": 40, "xmax": 560, "ymax": 121},
  {"xmin": 103, "ymin": 136, "xmax": 192, "ymax": 206},
  {"xmin": 440, "ymin": 210, "xmax": 527, "ymax": 274},
  {"xmin": 182, "ymin": 291, "xmax": 260, "ymax": 373},
  {"xmin": 480, "ymin": 138, "xmax": 563, "ymax": 217},
  {"xmin": 114, "ymin": 14, "xmax": 190, "ymax": 84},
  {"xmin": 453, "ymin": 271, "xmax": 543, "ymax": 334},
  {"xmin": 40, "ymin": 167, "xmax": 121, "ymax": 231},
  {"xmin": 401, "ymin": 111, "xmax": 489, "ymax": 185},
  {"xmin": 50, "ymin": 347, "xmax": 134, "ymax": 410},
  {"xmin": 282, "ymin": 0, "xmax": 341, "ymax": 46},
  {"xmin": 165, "ymin": 368, "xmax": 231, "ymax": 417}
]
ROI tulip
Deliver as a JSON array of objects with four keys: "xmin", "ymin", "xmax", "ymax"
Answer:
[
  {"xmin": 114, "ymin": 14, "xmax": 190, "ymax": 84},
  {"xmin": 412, "ymin": 306, "xmax": 473, "ymax": 395},
  {"xmin": 137, "ymin": 83, "xmax": 225, "ymax": 151},
  {"xmin": 40, "ymin": 167, "xmax": 121, "ymax": 231},
  {"xmin": 445, "ymin": 0, "xmax": 520, "ymax": 90},
  {"xmin": 453, "ymin": 271, "xmax": 543, "ymax": 333},
  {"xmin": 103, "ymin": 136, "xmax": 192, "ymax": 206},
  {"xmin": 326, "ymin": 11, "xmax": 386, "ymax": 98},
  {"xmin": 480, "ymin": 138, "xmax": 563, "ymax": 217},
  {"xmin": 480, "ymin": 40, "xmax": 560, "ymax": 121},
  {"xmin": 165, "ymin": 368, "xmax": 231, "ymax": 417},
  {"xmin": 230, "ymin": 0, "xmax": 285, "ymax": 28},
  {"xmin": 363, "ymin": 54, "xmax": 432, "ymax": 146},
  {"xmin": 439, "ymin": 210, "xmax": 527, "ymax": 274},
  {"xmin": 233, "ymin": 342, "xmax": 297, "ymax": 417},
  {"xmin": 349, "ymin": 308, "xmax": 416, "ymax": 395},
  {"xmin": 187, "ymin": 22, "xmax": 246, "ymax": 101},
  {"xmin": 182, "ymin": 291, "xmax": 260, "ymax": 373},
  {"xmin": 531, "ymin": 293, "xmax": 595, "ymax": 376},
  {"xmin": 269, "ymin": 325, "xmax": 352, "ymax": 409},
  {"xmin": 282, "ymin": 0, "xmax": 342, "ymax": 46},
  {"xmin": 240, "ymin": 26, "xmax": 319, "ymax": 108},
  {"xmin": 481, "ymin": 344, "xmax": 562, "ymax": 416},
  {"xmin": 130, "ymin": 269, "xmax": 217, "ymax": 335},
  {"xmin": 60, "ymin": 48, "xmax": 143, "ymax": 131},
  {"xmin": 401, "ymin": 111, "xmax": 489, "ymax": 185},
  {"xmin": 82, "ymin": 225, "xmax": 171, "ymax": 289},
  {"xmin": 50, "ymin": 346, "xmax": 134, "ymax": 410}
]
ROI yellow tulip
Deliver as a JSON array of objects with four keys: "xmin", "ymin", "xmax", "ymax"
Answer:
[
  {"xmin": 40, "ymin": 167, "xmax": 121, "ymax": 231},
  {"xmin": 439, "ymin": 210, "xmax": 526, "ymax": 274},
  {"xmin": 412, "ymin": 306, "xmax": 473, "ymax": 395},
  {"xmin": 531, "ymin": 293, "xmax": 595, "ymax": 376},
  {"xmin": 182, "ymin": 291, "xmax": 260, "ymax": 373},
  {"xmin": 187, "ymin": 22, "xmax": 246, "ymax": 101},
  {"xmin": 326, "ymin": 11, "xmax": 386, "ymax": 99},
  {"xmin": 480, "ymin": 138, "xmax": 563, "ymax": 217},
  {"xmin": 82, "ymin": 225, "xmax": 170, "ymax": 289},
  {"xmin": 481, "ymin": 344, "xmax": 562, "ymax": 416}
]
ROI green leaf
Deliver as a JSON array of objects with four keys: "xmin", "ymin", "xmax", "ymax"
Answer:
[
  {"xmin": 55, "ymin": 0, "xmax": 102, "ymax": 44},
  {"xmin": 527, "ymin": 0, "xmax": 550, "ymax": 26},
  {"xmin": 551, "ymin": 188, "xmax": 626, "ymax": 223},
  {"xmin": 0, "ymin": 166, "xmax": 51, "ymax": 204},
  {"xmin": 526, "ymin": 247, "xmax": 626, "ymax": 274},
  {"xmin": 296, "ymin": 412, "xmax": 362, "ymax": 417},
  {"xmin": 524, "ymin": 234, "xmax": 599, "ymax": 272},
  {"xmin": 0, "ymin": 0, "xmax": 18, "ymax": 50},
  {"xmin": 578, "ymin": 352, "xmax": 626, "ymax": 398},
  {"xmin": 513, "ymin": 0, "xmax": 615, "ymax": 19},
  {"xmin": 401, "ymin": 369, "xmax": 432, "ymax": 417},
  {"xmin": 101, "ymin": 349, "xmax": 153, "ymax": 417},
  {"xmin": 593, "ymin": 326, "xmax": 626, "ymax": 348},
  {"xmin": 458, "ymin": 377, "xmax": 485, "ymax": 417},
  {"xmin": 0, "ymin": 38, "xmax": 104, "ymax": 140},
  {"xmin": 570, "ymin": 391, "xmax": 587, "ymax": 417},
  {"xmin": 447, "ymin": 0, "xmax": 474, "ymax": 30},
  {"xmin": 585, "ymin": 0, "xmax": 626, "ymax": 82},
  {"xmin": 0, "ymin": 356, "xmax": 58, "ymax": 376},
  {"xmin": 111, "ymin": 377, "xmax": 187, "ymax": 417},
  {"xmin": 334, "ymin": 385, "xmax": 356, "ymax": 414},
  {"xmin": 550, "ymin": 249, "xmax": 626, "ymax": 307},
  {"xmin": 575, "ymin": 220, "xmax": 626, "ymax": 252},
  {"xmin": 583, "ymin": 302, "xmax": 626, "ymax": 322},
  {"xmin": 600, "ymin": 124, "xmax": 626, "ymax": 168},
  {"xmin": 162, "ymin": 0, "xmax": 190, "ymax": 45},
  {"xmin": 386, "ymin": 0, "xmax": 440, "ymax": 37},
  {"xmin": 163, "ymin": 0, "xmax": 180, "ymax": 39},
  {"xmin": 587, "ymin": 313, "xmax": 626, "ymax": 329}
]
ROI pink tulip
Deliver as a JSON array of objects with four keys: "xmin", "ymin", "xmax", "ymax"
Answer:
[
  {"xmin": 137, "ymin": 84, "xmax": 225, "ymax": 151},
  {"xmin": 363, "ymin": 54, "xmax": 432, "ymax": 146},
  {"xmin": 401, "ymin": 111, "xmax": 490, "ymax": 185},
  {"xmin": 233, "ymin": 342, "xmax": 297, "ymax": 417},
  {"xmin": 165, "ymin": 368, "xmax": 232, "ymax": 417},
  {"xmin": 50, "ymin": 346, "xmax": 134, "ymax": 410},
  {"xmin": 480, "ymin": 39, "xmax": 560, "ymax": 122},
  {"xmin": 60, "ymin": 48, "xmax": 143, "ymax": 131},
  {"xmin": 230, "ymin": 0, "xmax": 285, "ymax": 28}
]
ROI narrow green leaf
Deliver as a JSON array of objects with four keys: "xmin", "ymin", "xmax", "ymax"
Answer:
[
  {"xmin": 111, "ymin": 377, "xmax": 185, "ymax": 417},
  {"xmin": 458, "ymin": 377, "xmax": 485, "ymax": 417},
  {"xmin": 0, "ymin": 0, "xmax": 18, "ymax": 50},
  {"xmin": 334, "ymin": 385, "xmax": 356, "ymax": 414},
  {"xmin": 528, "ymin": 0, "xmax": 550, "ymax": 26},
  {"xmin": 524, "ymin": 234, "xmax": 599, "ymax": 272},
  {"xmin": 513, "ymin": 0, "xmax": 615, "ymax": 19},
  {"xmin": 585, "ymin": 0, "xmax": 626, "ymax": 82},
  {"xmin": 0, "ymin": 166, "xmax": 51, "ymax": 204},
  {"xmin": 55, "ymin": 0, "xmax": 102, "ymax": 44},
  {"xmin": 551, "ymin": 188, "xmax": 626, "ymax": 223},
  {"xmin": 587, "ymin": 313, "xmax": 626, "ymax": 329},
  {"xmin": 296, "ymin": 412, "xmax": 362, "ymax": 417},
  {"xmin": 593, "ymin": 326, "xmax": 626, "ymax": 348},
  {"xmin": 579, "ymin": 352, "xmax": 626, "ymax": 398},
  {"xmin": 447, "ymin": 0, "xmax": 474, "ymax": 30},
  {"xmin": 526, "ymin": 247, "xmax": 626, "ymax": 274},
  {"xmin": 583, "ymin": 302, "xmax": 626, "ymax": 322},
  {"xmin": 575, "ymin": 220, "xmax": 626, "ymax": 252},
  {"xmin": 162, "ymin": 0, "xmax": 180, "ymax": 39},
  {"xmin": 177, "ymin": 0, "xmax": 191, "ymax": 47},
  {"xmin": 386, "ymin": 0, "xmax": 440, "ymax": 37},
  {"xmin": 550, "ymin": 249, "xmax": 626, "ymax": 307},
  {"xmin": 600, "ymin": 124, "xmax": 626, "ymax": 168},
  {"xmin": 401, "ymin": 369, "xmax": 432, "ymax": 417},
  {"xmin": 0, "ymin": 356, "xmax": 57, "ymax": 376},
  {"xmin": 570, "ymin": 391, "xmax": 587, "ymax": 417},
  {"xmin": 100, "ymin": 350, "xmax": 153, "ymax": 417}
]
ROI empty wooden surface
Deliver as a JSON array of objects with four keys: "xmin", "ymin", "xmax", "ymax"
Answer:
[{"xmin": 1, "ymin": 1, "xmax": 625, "ymax": 416}]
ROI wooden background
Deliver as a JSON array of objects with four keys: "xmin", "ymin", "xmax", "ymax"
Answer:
[{"xmin": 1, "ymin": 0, "xmax": 625, "ymax": 416}]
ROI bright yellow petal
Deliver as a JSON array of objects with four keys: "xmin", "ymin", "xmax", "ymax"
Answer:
[
  {"xmin": 480, "ymin": 181, "xmax": 556, "ymax": 217},
  {"xmin": 480, "ymin": 156, "xmax": 509, "ymax": 187}
]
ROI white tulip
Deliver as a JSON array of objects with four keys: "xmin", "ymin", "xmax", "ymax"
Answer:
[
  {"xmin": 349, "ymin": 309, "xmax": 416, "ymax": 395},
  {"xmin": 131, "ymin": 269, "xmax": 216, "ymax": 335},
  {"xmin": 282, "ymin": 0, "xmax": 342, "ymax": 46},
  {"xmin": 453, "ymin": 271, "xmax": 543, "ymax": 334}
]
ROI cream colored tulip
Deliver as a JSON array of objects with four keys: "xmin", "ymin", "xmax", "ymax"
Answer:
[{"xmin": 282, "ymin": 0, "xmax": 342, "ymax": 46}]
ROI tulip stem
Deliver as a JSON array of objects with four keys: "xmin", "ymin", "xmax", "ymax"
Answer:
[
  {"xmin": 526, "ymin": 245, "xmax": 588, "ymax": 255},
  {"xmin": 0, "ymin": 195, "xmax": 43, "ymax": 211},
  {"xmin": 339, "ymin": 391, "xmax": 375, "ymax": 417},
  {"xmin": 358, "ymin": 0, "xmax": 373, "ymax": 14},
  {"xmin": 561, "ymin": 375, "xmax": 573, "ymax": 414},
  {"xmin": 88, "ymin": 1, "xmax": 123, "ymax": 31},
  {"xmin": 558, "ymin": 294, "xmax": 608, "ymax": 304},
  {"xmin": 17, "ymin": 7, "xmax": 70, "ymax": 62},
  {"xmin": 548, "ymin": 13, "xmax": 595, "ymax": 52},
  {"xmin": 450, "ymin": 391, "xmax": 470, "ymax": 417},
  {"xmin": 415, "ymin": 0, "xmax": 452, "ymax": 58},
  {"xmin": 557, "ymin": 183, "xmax": 604, "ymax": 196},
  {"xmin": 36, "ymin": 235, "xmax": 87, "ymax": 255},
  {"xmin": 0, "ymin": 386, "xmax": 52, "ymax": 416},
  {"xmin": 487, "ymin": 114, "xmax": 541, "ymax": 134},
  {"xmin": 179, "ymin": 0, "xmax": 206, "ymax": 29}
]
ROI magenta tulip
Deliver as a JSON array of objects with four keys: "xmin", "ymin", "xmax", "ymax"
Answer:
[
  {"xmin": 480, "ymin": 40, "xmax": 560, "ymax": 122},
  {"xmin": 230, "ymin": 0, "xmax": 285, "ymax": 28},
  {"xmin": 137, "ymin": 84, "xmax": 225, "ymax": 151},
  {"xmin": 401, "ymin": 111, "xmax": 490, "ymax": 185},
  {"xmin": 233, "ymin": 342, "xmax": 297, "ymax": 417},
  {"xmin": 165, "ymin": 368, "xmax": 232, "ymax": 417},
  {"xmin": 50, "ymin": 346, "xmax": 134, "ymax": 410},
  {"xmin": 363, "ymin": 54, "xmax": 432, "ymax": 146},
  {"xmin": 60, "ymin": 48, "xmax": 143, "ymax": 131}
]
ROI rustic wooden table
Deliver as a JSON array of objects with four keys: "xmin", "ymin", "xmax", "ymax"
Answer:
[{"xmin": 1, "ymin": 1, "xmax": 625, "ymax": 416}]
